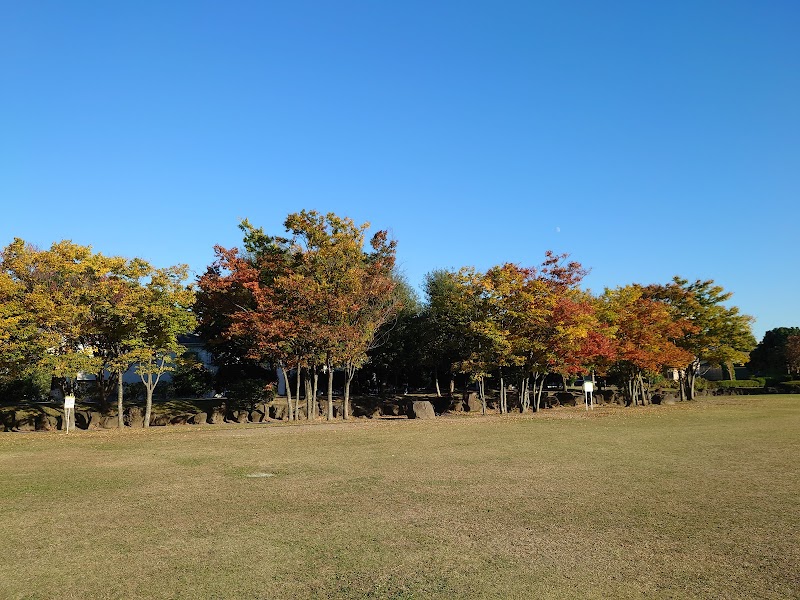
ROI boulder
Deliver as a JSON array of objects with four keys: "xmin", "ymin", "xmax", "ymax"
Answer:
[
  {"xmin": 269, "ymin": 403, "xmax": 287, "ymax": 420},
  {"xmin": 150, "ymin": 415, "xmax": 170, "ymax": 427},
  {"xmin": 235, "ymin": 411, "xmax": 249, "ymax": 424},
  {"xmin": 450, "ymin": 400, "xmax": 464, "ymax": 413},
  {"xmin": 208, "ymin": 406, "xmax": 225, "ymax": 424},
  {"xmin": 101, "ymin": 414, "xmax": 121, "ymax": 428},
  {"xmin": 370, "ymin": 407, "xmax": 382, "ymax": 419},
  {"xmin": 192, "ymin": 412, "xmax": 208, "ymax": 425},
  {"xmin": 14, "ymin": 411, "xmax": 37, "ymax": 432},
  {"xmin": 464, "ymin": 392, "xmax": 483, "ymax": 413},
  {"xmin": 87, "ymin": 411, "xmax": 104, "ymax": 429},
  {"xmin": 408, "ymin": 400, "xmax": 435, "ymax": 419},
  {"xmin": 74, "ymin": 411, "xmax": 92, "ymax": 429},
  {"xmin": 170, "ymin": 415, "xmax": 190, "ymax": 425},
  {"xmin": 249, "ymin": 409, "xmax": 266, "ymax": 423},
  {"xmin": 430, "ymin": 396, "xmax": 450, "ymax": 414},
  {"xmin": 555, "ymin": 392, "xmax": 579, "ymax": 407},
  {"xmin": 380, "ymin": 403, "xmax": 401, "ymax": 417},
  {"xmin": 35, "ymin": 413, "xmax": 57, "ymax": 431},
  {"xmin": 125, "ymin": 406, "xmax": 144, "ymax": 428}
]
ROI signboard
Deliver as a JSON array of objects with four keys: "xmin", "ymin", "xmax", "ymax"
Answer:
[
  {"xmin": 64, "ymin": 395, "xmax": 75, "ymax": 433},
  {"xmin": 582, "ymin": 381, "xmax": 594, "ymax": 411}
]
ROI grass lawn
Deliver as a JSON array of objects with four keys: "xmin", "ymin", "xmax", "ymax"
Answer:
[{"xmin": 1, "ymin": 395, "xmax": 798, "ymax": 599}]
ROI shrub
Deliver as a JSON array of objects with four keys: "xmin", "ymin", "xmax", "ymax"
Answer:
[
  {"xmin": 714, "ymin": 380, "xmax": 764, "ymax": 389},
  {"xmin": 693, "ymin": 377, "xmax": 712, "ymax": 391},
  {"xmin": 171, "ymin": 353, "xmax": 214, "ymax": 398}
]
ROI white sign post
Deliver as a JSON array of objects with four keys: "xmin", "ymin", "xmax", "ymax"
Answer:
[
  {"xmin": 64, "ymin": 395, "xmax": 75, "ymax": 433},
  {"xmin": 582, "ymin": 381, "xmax": 594, "ymax": 411}
]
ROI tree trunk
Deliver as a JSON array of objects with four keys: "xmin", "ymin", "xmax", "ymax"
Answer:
[
  {"xmin": 499, "ymin": 371, "xmax": 505, "ymax": 414},
  {"xmin": 312, "ymin": 369, "xmax": 319, "ymax": 419},
  {"xmin": 434, "ymin": 368, "xmax": 441, "ymax": 397},
  {"xmin": 305, "ymin": 371, "xmax": 313, "ymax": 421},
  {"xmin": 685, "ymin": 360, "xmax": 699, "ymax": 401},
  {"xmin": 478, "ymin": 377, "xmax": 486, "ymax": 415},
  {"xmin": 116, "ymin": 369, "xmax": 124, "ymax": 429},
  {"xmin": 449, "ymin": 377, "xmax": 455, "ymax": 396},
  {"xmin": 144, "ymin": 374, "xmax": 153, "ymax": 428},
  {"xmin": 295, "ymin": 364, "xmax": 302, "ymax": 421},
  {"xmin": 280, "ymin": 365, "xmax": 293, "ymax": 421},
  {"xmin": 344, "ymin": 362, "xmax": 356, "ymax": 420},
  {"xmin": 326, "ymin": 359, "xmax": 334, "ymax": 421}
]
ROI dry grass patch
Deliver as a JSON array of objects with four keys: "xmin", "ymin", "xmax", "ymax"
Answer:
[{"xmin": 0, "ymin": 395, "xmax": 798, "ymax": 599}]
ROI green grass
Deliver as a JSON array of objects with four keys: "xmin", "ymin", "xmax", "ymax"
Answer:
[{"xmin": 1, "ymin": 395, "xmax": 799, "ymax": 599}]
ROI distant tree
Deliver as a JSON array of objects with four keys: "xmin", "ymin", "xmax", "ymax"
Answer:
[
  {"xmin": 646, "ymin": 278, "xmax": 756, "ymax": 401},
  {"xmin": 747, "ymin": 327, "xmax": 800, "ymax": 378},
  {"xmin": 421, "ymin": 269, "xmax": 478, "ymax": 397},
  {"xmin": 366, "ymin": 277, "xmax": 424, "ymax": 391},
  {"xmin": 785, "ymin": 335, "xmax": 800, "ymax": 379}
]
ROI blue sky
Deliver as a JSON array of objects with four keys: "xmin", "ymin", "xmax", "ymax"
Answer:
[{"xmin": 2, "ymin": 0, "xmax": 798, "ymax": 340}]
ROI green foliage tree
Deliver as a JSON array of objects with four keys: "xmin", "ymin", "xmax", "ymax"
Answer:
[
  {"xmin": 128, "ymin": 265, "xmax": 196, "ymax": 427},
  {"xmin": 747, "ymin": 327, "xmax": 800, "ymax": 379},
  {"xmin": 646, "ymin": 278, "xmax": 756, "ymax": 400}
]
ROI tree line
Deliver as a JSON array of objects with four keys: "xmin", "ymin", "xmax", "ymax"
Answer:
[{"xmin": 0, "ymin": 210, "xmax": 761, "ymax": 426}]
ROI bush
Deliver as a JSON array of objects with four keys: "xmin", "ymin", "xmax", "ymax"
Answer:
[
  {"xmin": 693, "ymin": 377, "xmax": 712, "ymax": 391},
  {"xmin": 225, "ymin": 379, "xmax": 276, "ymax": 412},
  {"xmin": 714, "ymin": 380, "xmax": 764, "ymax": 389},
  {"xmin": 171, "ymin": 353, "xmax": 214, "ymax": 398}
]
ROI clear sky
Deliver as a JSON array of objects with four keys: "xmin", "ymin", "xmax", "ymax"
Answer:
[{"xmin": 2, "ymin": 1, "xmax": 798, "ymax": 340}]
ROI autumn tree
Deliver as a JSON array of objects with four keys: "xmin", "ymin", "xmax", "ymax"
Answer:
[
  {"xmin": 281, "ymin": 211, "xmax": 398, "ymax": 420},
  {"xmin": 601, "ymin": 285, "xmax": 693, "ymax": 405},
  {"xmin": 198, "ymin": 211, "xmax": 398, "ymax": 422},
  {"xmin": 646, "ymin": 278, "xmax": 755, "ymax": 400},
  {"xmin": 0, "ymin": 239, "xmax": 104, "ymax": 397}
]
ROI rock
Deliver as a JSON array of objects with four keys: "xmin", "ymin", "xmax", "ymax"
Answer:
[
  {"xmin": 450, "ymin": 400, "xmax": 464, "ymax": 413},
  {"xmin": 370, "ymin": 407, "xmax": 382, "ymax": 419},
  {"xmin": 170, "ymin": 415, "xmax": 190, "ymax": 425},
  {"xmin": 14, "ymin": 411, "xmax": 37, "ymax": 432},
  {"xmin": 408, "ymin": 400, "xmax": 435, "ymax": 419},
  {"xmin": 380, "ymin": 403, "xmax": 400, "ymax": 416},
  {"xmin": 87, "ymin": 411, "xmax": 104, "ymax": 429},
  {"xmin": 556, "ymin": 392, "xmax": 579, "ymax": 407},
  {"xmin": 464, "ymin": 392, "xmax": 483, "ymax": 413},
  {"xmin": 35, "ymin": 413, "xmax": 57, "ymax": 431},
  {"xmin": 430, "ymin": 396, "xmax": 450, "ymax": 414},
  {"xmin": 192, "ymin": 412, "xmax": 208, "ymax": 425},
  {"xmin": 125, "ymin": 406, "xmax": 144, "ymax": 428},
  {"xmin": 249, "ymin": 409, "xmax": 266, "ymax": 423},
  {"xmin": 59, "ymin": 409, "xmax": 77, "ymax": 431},
  {"xmin": 150, "ymin": 415, "xmax": 170, "ymax": 426},
  {"xmin": 74, "ymin": 411, "xmax": 92, "ymax": 429},
  {"xmin": 235, "ymin": 411, "xmax": 249, "ymax": 424},
  {"xmin": 100, "ymin": 414, "xmax": 120, "ymax": 428},
  {"xmin": 208, "ymin": 406, "xmax": 225, "ymax": 424},
  {"xmin": 269, "ymin": 403, "xmax": 287, "ymax": 420}
]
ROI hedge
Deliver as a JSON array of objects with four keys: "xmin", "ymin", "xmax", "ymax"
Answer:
[{"xmin": 713, "ymin": 380, "xmax": 764, "ymax": 389}]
